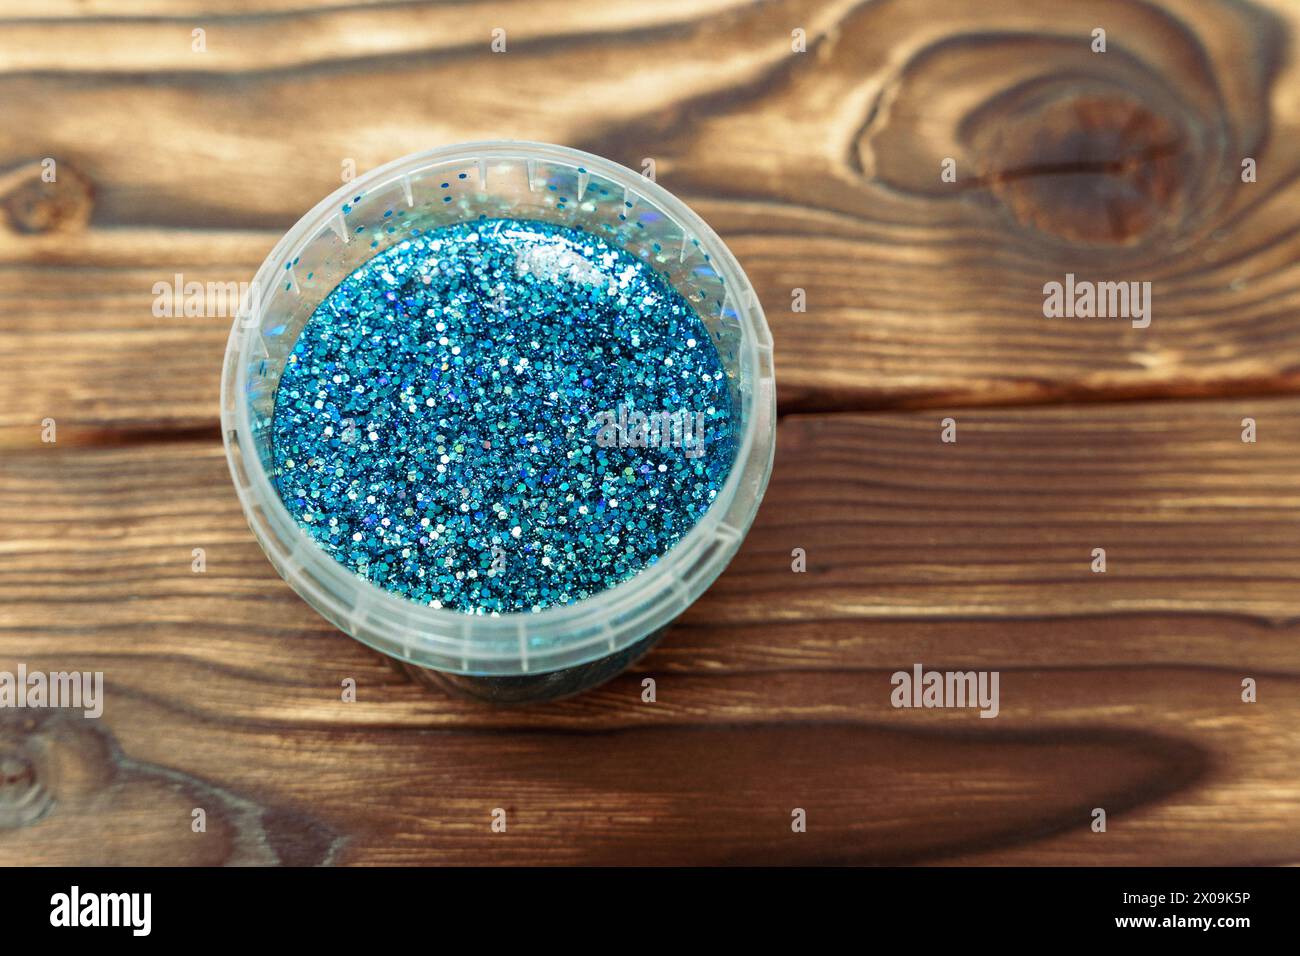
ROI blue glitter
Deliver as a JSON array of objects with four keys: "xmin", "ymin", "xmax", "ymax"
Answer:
[{"xmin": 270, "ymin": 217, "xmax": 737, "ymax": 614}]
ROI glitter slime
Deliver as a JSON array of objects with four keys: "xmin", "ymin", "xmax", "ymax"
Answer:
[
  {"xmin": 270, "ymin": 219, "xmax": 738, "ymax": 615},
  {"xmin": 222, "ymin": 143, "xmax": 775, "ymax": 702}
]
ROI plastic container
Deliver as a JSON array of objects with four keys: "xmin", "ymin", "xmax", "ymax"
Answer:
[{"xmin": 220, "ymin": 142, "xmax": 775, "ymax": 702}]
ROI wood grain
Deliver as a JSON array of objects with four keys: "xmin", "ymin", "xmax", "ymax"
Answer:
[
  {"xmin": 1, "ymin": 0, "xmax": 1298, "ymax": 866},
  {"xmin": 2, "ymin": 404, "xmax": 1297, "ymax": 864}
]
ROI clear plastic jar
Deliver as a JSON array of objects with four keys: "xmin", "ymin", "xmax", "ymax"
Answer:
[{"xmin": 220, "ymin": 142, "xmax": 775, "ymax": 702}]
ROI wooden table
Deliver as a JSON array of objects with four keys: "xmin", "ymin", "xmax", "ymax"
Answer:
[{"xmin": 2, "ymin": 0, "xmax": 1298, "ymax": 865}]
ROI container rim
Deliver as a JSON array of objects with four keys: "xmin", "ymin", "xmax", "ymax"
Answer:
[{"xmin": 220, "ymin": 140, "xmax": 776, "ymax": 675}]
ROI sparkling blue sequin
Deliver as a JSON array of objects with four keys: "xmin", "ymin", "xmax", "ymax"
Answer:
[{"xmin": 271, "ymin": 218, "xmax": 737, "ymax": 614}]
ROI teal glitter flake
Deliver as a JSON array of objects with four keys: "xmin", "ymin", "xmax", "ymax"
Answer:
[{"xmin": 270, "ymin": 218, "xmax": 737, "ymax": 614}]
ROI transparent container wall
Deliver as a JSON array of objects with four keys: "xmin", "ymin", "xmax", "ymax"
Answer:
[
  {"xmin": 222, "ymin": 146, "xmax": 774, "ymax": 685},
  {"xmin": 239, "ymin": 155, "xmax": 750, "ymax": 481}
]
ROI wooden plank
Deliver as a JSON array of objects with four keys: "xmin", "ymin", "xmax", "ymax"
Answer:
[
  {"xmin": 1, "ymin": 0, "xmax": 1299, "ymax": 427},
  {"xmin": 2, "ymin": 401, "xmax": 1297, "ymax": 864},
  {"xmin": 0, "ymin": 0, "xmax": 755, "ymax": 72},
  {"xmin": 7, "ymin": 685, "xmax": 1288, "ymax": 866}
]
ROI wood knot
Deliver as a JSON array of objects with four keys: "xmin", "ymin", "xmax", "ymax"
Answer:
[
  {"xmin": 0, "ymin": 744, "xmax": 55, "ymax": 828},
  {"xmin": 0, "ymin": 159, "xmax": 94, "ymax": 235},
  {"xmin": 971, "ymin": 92, "xmax": 1191, "ymax": 246},
  {"xmin": 0, "ymin": 710, "xmax": 343, "ymax": 864},
  {"xmin": 855, "ymin": 0, "xmax": 1281, "ymax": 253}
]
